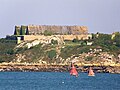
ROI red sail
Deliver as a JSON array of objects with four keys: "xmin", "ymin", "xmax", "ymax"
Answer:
[
  {"xmin": 70, "ymin": 64, "xmax": 78, "ymax": 77},
  {"xmin": 88, "ymin": 67, "xmax": 95, "ymax": 76}
]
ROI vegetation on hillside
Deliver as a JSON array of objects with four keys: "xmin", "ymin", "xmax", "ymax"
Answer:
[
  {"xmin": 0, "ymin": 38, "xmax": 16, "ymax": 62},
  {"xmin": 0, "ymin": 32, "xmax": 120, "ymax": 64}
]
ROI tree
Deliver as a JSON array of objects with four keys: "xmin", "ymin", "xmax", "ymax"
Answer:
[
  {"xmin": 93, "ymin": 33, "xmax": 112, "ymax": 46},
  {"xmin": 113, "ymin": 32, "xmax": 120, "ymax": 47}
]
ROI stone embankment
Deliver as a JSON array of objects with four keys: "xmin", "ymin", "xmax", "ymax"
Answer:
[{"xmin": 0, "ymin": 63, "xmax": 120, "ymax": 74}]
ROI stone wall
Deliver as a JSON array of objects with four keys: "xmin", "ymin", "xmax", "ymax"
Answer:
[
  {"xmin": 14, "ymin": 25, "xmax": 88, "ymax": 35},
  {"xmin": 23, "ymin": 35, "xmax": 90, "ymax": 41}
]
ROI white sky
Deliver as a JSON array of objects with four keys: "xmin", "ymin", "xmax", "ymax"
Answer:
[{"xmin": 0, "ymin": 0, "xmax": 120, "ymax": 37}]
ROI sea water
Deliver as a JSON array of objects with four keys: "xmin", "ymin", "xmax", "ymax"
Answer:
[{"xmin": 0, "ymin": 72, "xmax": 119, "ymax": 90}]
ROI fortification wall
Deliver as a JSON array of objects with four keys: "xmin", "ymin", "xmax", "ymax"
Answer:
[
  {"xmin": 15, "ymin": 25, "xmax": 88, "ymax": 35},
  {"xmin": 27, "ymin": 25, "xmax": 88, "ymax": 35},
  {"xmin": 62, "ymin": 35, "xmax": 88, "ymax": 40},
  {"xmin": 23, "ymin": 35, "xmax": 45, "ymax": 41},
  {"xmin": 23, "ymin": 35, "xmax": 90, "ymax": 41}
]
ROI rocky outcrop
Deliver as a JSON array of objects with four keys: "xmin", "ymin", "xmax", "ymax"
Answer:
[
  {"xmin": 0, "ymin": 64, "xmax": 120, "ymax": 73},
  {"xmin": 14, "ymin": 41, "xmax": 119, "ymax": 66}
]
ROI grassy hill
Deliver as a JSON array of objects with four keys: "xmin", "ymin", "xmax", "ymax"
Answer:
[{"xmin": 0, "ymin": 33, "xmax": 120, "ymax": 65}]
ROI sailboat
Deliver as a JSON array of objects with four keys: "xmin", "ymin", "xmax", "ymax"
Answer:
[
  {"xmin": 70, "ymin": 63, "xmax": 78, "ymax": 77},
  {"xmin": 88, "ymin": 67, "xmax": 95, "ymax": 76}
]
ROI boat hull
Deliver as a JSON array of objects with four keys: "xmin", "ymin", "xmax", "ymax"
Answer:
[{"xmin": 88, "ymin": 74, "xmax": 95, "ymax": 76}]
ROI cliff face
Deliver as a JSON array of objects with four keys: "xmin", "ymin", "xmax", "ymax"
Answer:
[{"xmin": 14, "ymin": 25, "xmax": 88, "ymax": 35}]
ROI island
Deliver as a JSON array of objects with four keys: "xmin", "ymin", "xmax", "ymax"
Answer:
[{"xmin": 0, "ymin": 25, "xmax": 120, "ymax": 73}]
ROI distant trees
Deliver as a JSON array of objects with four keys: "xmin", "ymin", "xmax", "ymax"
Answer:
[
  {"xmin": 0, "ymin": 39, "xmax": 16, "ymax": 63},
  {"xmin": 91, "ymin": 32, "xmax": 120, "ymax": 54},
  {"xmin": 112, "ymin": 32, "xmax": 120, "ymax": 47},
  {"xmin": 92, "ymin": 33, "xmax": 112, "ymax": 46},
  {"xmin": 0, "ymin": 31, "xmax": 120, "ymax": 63}
]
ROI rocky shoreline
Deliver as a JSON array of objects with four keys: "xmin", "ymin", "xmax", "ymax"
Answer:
[{"xmin": 0, "ymin": 64, "xmax": 120, "ymax": 74}]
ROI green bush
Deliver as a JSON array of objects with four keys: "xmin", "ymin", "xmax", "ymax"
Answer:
[
  {"xmin": 113, "ymin": 32, "xmax": 120, "ymax": 47},
  {"xmin": 72, "ymin": 39, "xmax": 79, "ymax": 43},
  {"xmin": 80, "ymin": 40, "xmax": 87, "ymax": 46},
  {"xmin": 47, "ymin": 50, "xmax": 56, "ymax": 59},
  {"xmin": 6, "ymin": 49, "xmax": 14, "ymax": 55},
  {"xmin": 85, "ymin": 56, "xmax": 93, "ymax": 61},
  {"xmin": 93, "ymin": 33, "xmax": 112, "ymax": 46},
  {"xmin": 51, "ymin": 39, "xmax": 58, "ymax": 45}
]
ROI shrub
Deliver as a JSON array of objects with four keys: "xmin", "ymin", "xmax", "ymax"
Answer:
[
  {"xmin": 85, "ymin": 56, "xmax": 93, "ymax": 61},
  {"xmin": 51, "ymin": 39, "xmax": 58, "ymax": 45},
  {"xmin": 72, "ymin": 39, "xmax": 79, "ymax": 43},
  {"xmin": 6, "ymin": 49, "xmax": 14, "ymax": 55},
  {"xmin": 47, "ymin": 50, "xmax": 56, "ymax": 59}
]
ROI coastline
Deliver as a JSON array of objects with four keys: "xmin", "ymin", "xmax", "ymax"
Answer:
[{"xmin": 0, "ymin": 63, "xmax": 120, "ymax": 74}]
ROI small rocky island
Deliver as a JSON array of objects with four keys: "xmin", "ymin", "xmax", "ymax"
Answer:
[{"xmin": 0, "ymin": 25, "xmax": 120, "ymax": 73}]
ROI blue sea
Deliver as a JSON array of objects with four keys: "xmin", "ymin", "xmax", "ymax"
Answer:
[{"xmin": 0, "ymin": 72, "xmax": 119, "ymax": 90}]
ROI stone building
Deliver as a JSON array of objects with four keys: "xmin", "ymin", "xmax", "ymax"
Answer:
[
  {"xmin": 13, "ymin": 25, "xmax": 91, "ymax": 41},
  {"xmin": 14, "ymin": 25, "xmax": 88, "ymax": 35}
]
